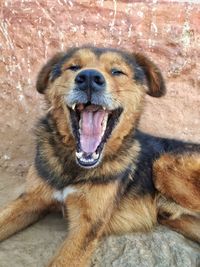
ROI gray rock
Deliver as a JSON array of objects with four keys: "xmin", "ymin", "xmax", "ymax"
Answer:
[{"xmin": 91, "ymin": 228, "xmax": 200, "ymax": 267}]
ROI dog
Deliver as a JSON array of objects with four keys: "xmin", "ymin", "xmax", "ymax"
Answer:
[{"xmin": 0, "ymin": 46, "xmax": 199, "ymax": 267}]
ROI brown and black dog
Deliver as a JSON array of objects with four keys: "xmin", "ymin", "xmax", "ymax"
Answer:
[{"xmin": 0, "ymin": 46, "xmax": 199, "ymax": 267}]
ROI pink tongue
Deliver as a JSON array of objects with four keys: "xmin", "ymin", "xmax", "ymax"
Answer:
[{"xmin": 80, "ymin": 110, "xmax": 106, "ymax": 153}]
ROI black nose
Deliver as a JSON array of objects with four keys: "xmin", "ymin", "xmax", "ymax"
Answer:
[{"xmin": 75, "ymin": 69, "xmax": 106, "ymax": 92}]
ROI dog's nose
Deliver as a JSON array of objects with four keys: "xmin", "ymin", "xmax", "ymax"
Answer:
[{"xmin": 75, "ymin": 69, "xmax": 106, "ymax": 92}]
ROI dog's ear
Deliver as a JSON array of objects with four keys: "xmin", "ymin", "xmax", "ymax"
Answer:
[
  {"xmin": 134, "ymin": 53, "xmax": 166, "ymax": 97},
  {"xmin": 36, "ymin": 52, "xmax": 65, "ymax": 94}
]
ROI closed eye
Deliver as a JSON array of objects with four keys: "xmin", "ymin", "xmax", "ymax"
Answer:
[
  {"xmin": 67, "ymin": 65, "xmax": 81, "ymax": 71},
  {"xmin": 111, "ymin": 68, "xmax": 126, "ymax": 76}
]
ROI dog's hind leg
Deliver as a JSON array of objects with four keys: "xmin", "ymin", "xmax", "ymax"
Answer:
[
  {"xmin": 153, "ymin": 153, "xmax": 200, "ymax": 243},
  {"xmin": 0, "ymin": 166, "xmax": 54, "ymax": 242},
  {"xmin": 154, "ymin": 153, "xmax": 200, "ymax": 212},
  {"xmin": 159, "ymin": 211, "xmax": 200, "ymax": 243}
]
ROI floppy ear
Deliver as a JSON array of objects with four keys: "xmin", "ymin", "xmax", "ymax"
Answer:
[
  {"xmin": 36, "ymin": 52, "xmax": 65, "ymax": 94},
  {"xmin": 134, "ymin": 53, "xmax": 166, "ymax": 97}
]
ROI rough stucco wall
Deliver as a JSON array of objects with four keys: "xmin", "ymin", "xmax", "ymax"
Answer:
[{"xmin": 0, "ymin": 1, "xmax": 199, "ymax": 267}]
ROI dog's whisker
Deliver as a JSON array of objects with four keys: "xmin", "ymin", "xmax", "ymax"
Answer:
[{"xmin": 47, "ymin": 106, "xmax": 54, "ymax": 113}]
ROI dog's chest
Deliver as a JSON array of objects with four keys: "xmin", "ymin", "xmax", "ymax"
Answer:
[{"xmin": 53, "ymin": 186, "xmax": 77, "ymax": 203}]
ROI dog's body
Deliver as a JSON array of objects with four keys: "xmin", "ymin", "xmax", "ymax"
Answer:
[{"xmin": 0, "ymin": 47, "xmax": 199, "ymax": 267}]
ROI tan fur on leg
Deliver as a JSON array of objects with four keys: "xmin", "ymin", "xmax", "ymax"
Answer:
[
  {"xmin": 159, "ymin": 214, "xmax": 200, "ymax": 243},
  {"xmin": 0, "ymin": 194, "xmax": 46, "ymax": 241},
  {"xmin": 0, "ymin": 166, "xmax": 54, "ymax": 241},
  {"xmin": 105, "ymin": 195, "xmax": 157, "ymax": 235},
  {"xmin": 154, "ymin": 153, "xmax": 200, "ymax": 211},
  {"xmin": 154, "ymin": 154, "xmax": 200, "ymax": 243},
  {"xmin": 48, "ymin": 182, "xmax": 119, "ymax": 267}
]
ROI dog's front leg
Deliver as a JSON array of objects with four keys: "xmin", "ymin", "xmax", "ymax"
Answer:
[
  {"xmin": 0, "ymin": 166, "xmax": 54, "ymax": 241},
  {"xmin": 48, "ymin": 181, "xmax": 119, "ymax": 267}
]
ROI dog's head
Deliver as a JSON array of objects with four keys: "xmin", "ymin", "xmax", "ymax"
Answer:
[{"xmin": 36, "ymin": 47, "xmax": 165, "ymax": 169}]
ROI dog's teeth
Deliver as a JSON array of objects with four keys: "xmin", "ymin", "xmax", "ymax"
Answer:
[
  {"xmin": 101, "ymin": 114, "xmax": 108, "ymax": 137},
  {"xmin": 79, "ymin": 119, "xmax": 82, "ymax": 129},
  {"xmin": 81, "ymin": 158, "xmax": 93, "ymax": 163},
  {"xmin": 102, "ymin": 119, "xmax": 107, "ymax": 131},
  {"xmin": 103, "ymin": 113, "xmax": 108, "ymax": 123},
  {"xmin": 72, "ymin": 104, "xmax": 76, "ymax": 110},
  {"xmin": 103, "ymin": 106, "xmax": 106, "ymax": 110},
  {"xmin": 76, "ymin": 151, "xmax": 83, "ymax": 158},
  {"xmin": 92, "ymin": 152, "xmax": 99, "ymax": 160}
]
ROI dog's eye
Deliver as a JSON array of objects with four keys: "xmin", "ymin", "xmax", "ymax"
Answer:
[
  {"xmin": 111, "ymin": 68, "xmax": 126, "ymax": 76},
  {"xmin": 68, "ymin": 65, "xmax": 81, "ymax": 71}
]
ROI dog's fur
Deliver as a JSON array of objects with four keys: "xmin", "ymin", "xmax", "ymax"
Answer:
[{"xmin": 0, "ymin": 47, "xmax": 199, "ymax": 267}]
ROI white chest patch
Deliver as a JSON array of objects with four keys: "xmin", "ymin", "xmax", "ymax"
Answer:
[{"xmin": 53, "ymin": 186, "xmax": 77, "ymax": 203}]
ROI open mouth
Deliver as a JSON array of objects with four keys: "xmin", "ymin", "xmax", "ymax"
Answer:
[{"xmin": 69, "ymin": 103, "xmax": 122, "ymax": 168}]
